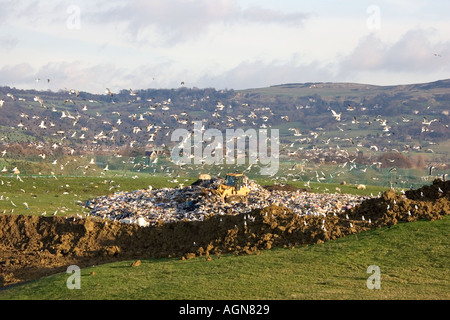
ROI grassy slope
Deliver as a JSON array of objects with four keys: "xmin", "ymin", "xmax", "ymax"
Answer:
[
  {"xmin": 0, "ymin": 173, "xmax": 197, "ymax": 216},
  {"xmin": 239, "ymin": 80, "xmax": 450, "ymax": 100},
  {"xmin": 0, "ymin": 216, "xmax": 448, "ymax": 300}
]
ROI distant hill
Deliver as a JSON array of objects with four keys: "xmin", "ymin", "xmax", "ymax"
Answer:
[
  {"xmin": 244, "ymin": 79, "xmax": 450, "ymax": 98},
  {"xmin": 0, "ymin": 79, "xmax": 448, "ymax": 173}
]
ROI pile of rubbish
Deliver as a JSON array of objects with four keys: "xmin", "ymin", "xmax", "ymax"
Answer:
[{"xmin": 83, "ymin": 177, "xmax": 369, "ymax": 226}]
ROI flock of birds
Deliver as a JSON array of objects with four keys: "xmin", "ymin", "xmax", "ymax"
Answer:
[{"xmin": 0, "ymin": 81, "xmax": 447, "ymax": 194}]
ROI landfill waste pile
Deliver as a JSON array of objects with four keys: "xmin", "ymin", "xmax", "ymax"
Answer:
[
  {"xmin": 83, "ymin": 177, "xmax": 369, "ymax": 226},
  {"xmin": 0, "ymin": 179, "xmax": 448, "ymax": 288}
]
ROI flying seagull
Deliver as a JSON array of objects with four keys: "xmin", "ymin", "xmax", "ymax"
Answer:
[{"xmin": 331, "ymin": 109, "xmax": 341, "ymax": 121}]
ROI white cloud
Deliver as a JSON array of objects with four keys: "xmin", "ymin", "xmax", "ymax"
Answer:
[
  {"xmin": 204, "ymin": 59, "xmax": 336, "ymax": 89},
  {"xmin": 0, "ymin": 0, "xmax": 449, "ymax": 91},
  {"xmin": 0, "ymin": 35, "xmax": 19, "ymax": 52},
  {"xmin": 340, "ymin": 29, "xmax": 450, "ymax": 74},
  {"xmin": 84, "ymin": 0, "xmax": 311, "ymax": 46},
  {"xmin": 0, "ymin": 63, "xmax": 35, "ymax": 84}
]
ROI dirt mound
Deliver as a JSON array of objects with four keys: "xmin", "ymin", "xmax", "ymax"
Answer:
[
  {"xmin": 345, "ymin": 179, "xmax": 449, "ymax": 226},
  {"xmin": 0, "ymin": 180, "xmax": 449, "ymax": 288},
  {"xmin": 405, "ymin": 179, "xmax": 449, "ymax": 201}
]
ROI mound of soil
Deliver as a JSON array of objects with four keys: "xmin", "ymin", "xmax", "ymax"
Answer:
[{"xmin": 0, "ymin": 179, "xmax": 448, "ymax": 288}]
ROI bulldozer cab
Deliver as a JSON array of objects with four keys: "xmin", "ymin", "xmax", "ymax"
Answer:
[
  {"xmin": 209, "ymin": 173, "xmax": 249, "ymax": 203},
  {"xmin": 225, "ymin": 173, "xmax": 244, "ymax": 190}
]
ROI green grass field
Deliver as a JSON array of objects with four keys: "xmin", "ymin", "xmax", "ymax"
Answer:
[
  {"xmin": 0, "ymin": 173, "xmax": 197, "ymax": 216},
  {"xmin": 0, "ymin": 216, "xmax": 448, "ymax": 300},
  {"xmin": 0, "ymin": 174, "xmax": 448, "ymax": 300}
]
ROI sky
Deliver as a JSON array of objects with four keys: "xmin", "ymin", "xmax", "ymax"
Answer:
[{"xmin": 0, "ymin": 0, "xmax": 449, "ymax": 94}]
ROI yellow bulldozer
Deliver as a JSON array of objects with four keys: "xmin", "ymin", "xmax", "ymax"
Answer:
[{"xmin": 205, "ymin": 173, "xmax": 250, "ymax": 203}]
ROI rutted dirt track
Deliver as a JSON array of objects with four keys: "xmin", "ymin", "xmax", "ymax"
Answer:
[{"xmin": 0, "ymin": 180, "xmax": 449, "ymax": 288}]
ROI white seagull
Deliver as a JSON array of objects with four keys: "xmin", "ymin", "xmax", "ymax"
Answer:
[{"xmin": 331, "ymin": 109, "xmax": 341, "ymax": 121}]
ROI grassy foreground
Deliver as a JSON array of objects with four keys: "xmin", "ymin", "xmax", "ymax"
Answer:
[
  {"xmin": 1, "ymin": 215, "xmax": 448, "ymax": 300},
  {"xmin": 0, "ymin": 174, "xmax": 447, "ymax": 300}
]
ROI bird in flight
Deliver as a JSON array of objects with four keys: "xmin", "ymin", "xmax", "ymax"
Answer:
[
  {"xmin": 288, "ymin": 128, "xmax": 302, "ymax": 136},
  {"xmin": 422, "ymin": 117, "xmax": 438, "ymax": 126},
  {"xmin": 402, "ymin": 116, "xmax": 411, "ymax": 122},
  {"xmin": 69, "ymin": 89, "xmax": 80, "ymax": 97},
  {"xmin": 331, "ymin": 109, "xmax": 341, "ymax": 121}
]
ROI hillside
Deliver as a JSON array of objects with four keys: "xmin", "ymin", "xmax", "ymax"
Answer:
[
  {"xmin": 0, "ymin": 80, "xmax": 448, "ymax": 181},
  {"xmin": 242, "ymin": 79, "xmax": 450, "ymax": 99}
]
